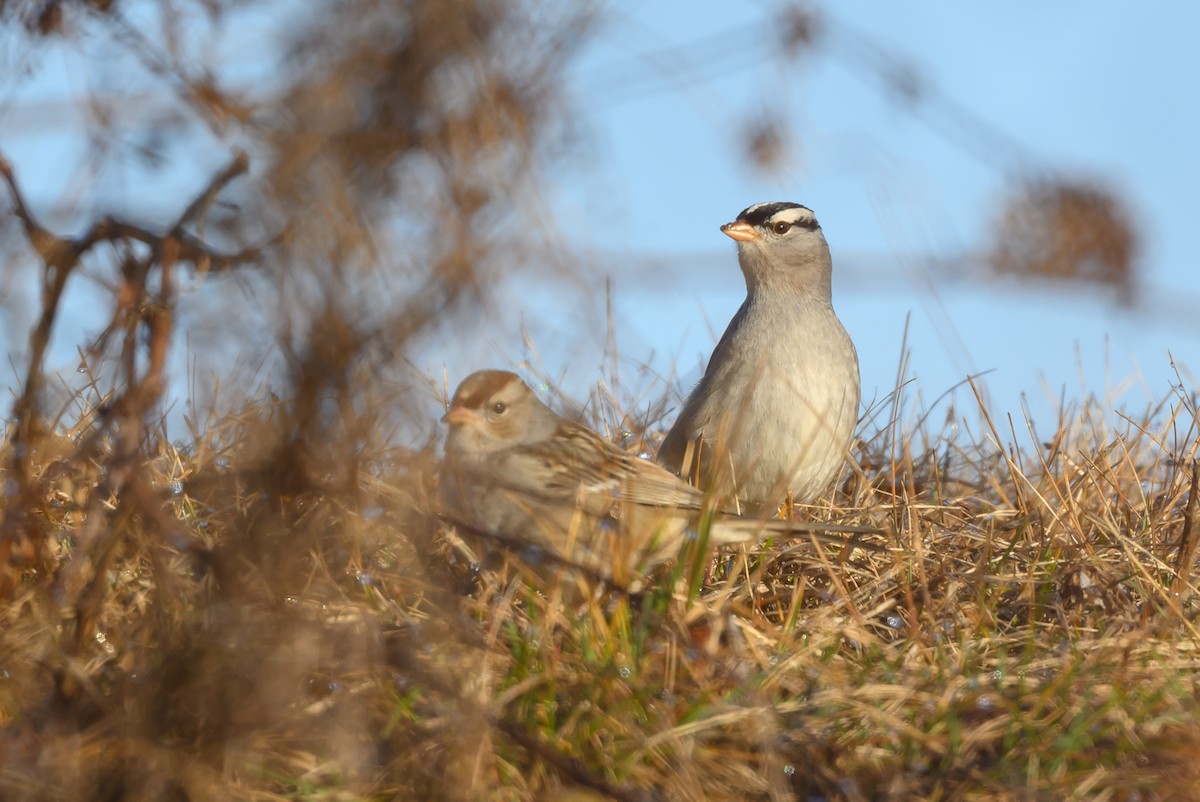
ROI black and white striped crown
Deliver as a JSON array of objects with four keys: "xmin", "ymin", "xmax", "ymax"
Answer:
[{"xmin": 735, "ymin": 201, "xmax": 819, "ymax": 231}]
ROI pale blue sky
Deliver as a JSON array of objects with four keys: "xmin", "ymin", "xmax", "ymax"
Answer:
[
  {"xmin": 2, "ymin": 2, "xmax": 1197, "ymax": 442},
  {"xmin": 528, "ymin": 2, "xmax": 1200, "ymax": 434}
]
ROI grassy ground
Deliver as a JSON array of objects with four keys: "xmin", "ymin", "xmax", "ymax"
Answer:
[
  {"xmin": 4, "ymin": 3, "xmax": 1180, "ymax": 796},
  {"xmin": 1, "ymin": 371, "xmax": 1198, "ymax": 802}
]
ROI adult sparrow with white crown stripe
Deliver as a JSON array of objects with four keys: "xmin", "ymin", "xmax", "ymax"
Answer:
[{"xmin": 658, "ymin": 202, "xmax": 860, "ymax": 510}]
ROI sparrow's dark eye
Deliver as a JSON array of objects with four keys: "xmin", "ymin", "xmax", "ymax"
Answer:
[
  {"xmin": 772, "ymin": 221, "xmax": 791, "ymax": 235},
  {"xmin": 491, "ymin": 401, "xmax": 507, "ymax": 415}
]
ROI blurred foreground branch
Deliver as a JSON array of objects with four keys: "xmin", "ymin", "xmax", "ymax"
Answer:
[{"xmin": 0, "ymin": 149, "xmax": 255, "ymax": 620}]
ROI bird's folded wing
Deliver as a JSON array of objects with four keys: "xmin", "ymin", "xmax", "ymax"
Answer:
[
  {"xmin": 488, "ymin": 424, "xmax": 626, "ymax": 508},
  {"xmin": 613, "ymin": 458, "xmax": 708, "ymax": 510},
  {"xmin": 501, "ymin": 423, "xmax": 708, "ymax": 513}
]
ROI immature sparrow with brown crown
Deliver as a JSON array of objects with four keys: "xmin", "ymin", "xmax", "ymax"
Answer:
[
  {"xmin": 657, "ymin": 202, "xmax": 860, "ymax": 509},
  {"xmin": 439, "ymin": 370, "xmax": 871, "ymax": 585}
]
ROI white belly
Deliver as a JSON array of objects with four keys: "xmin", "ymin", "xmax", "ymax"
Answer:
[{"xmin": 699, "ymin": 304, "xmax": 859, "ymax": 505}]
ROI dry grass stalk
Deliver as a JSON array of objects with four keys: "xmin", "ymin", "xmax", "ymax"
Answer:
[{"xmin": 2, "ymin": 2, "xmax": 1198, "ymax": 799}]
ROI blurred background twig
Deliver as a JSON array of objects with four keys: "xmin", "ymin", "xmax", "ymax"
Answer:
[{"xmin": 1, "ymin": 1, "xmax": 1199, "ymax": 799}]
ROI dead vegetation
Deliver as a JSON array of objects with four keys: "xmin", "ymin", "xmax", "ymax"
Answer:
[
  {"xmin": 2, "ymin": 1, "xmax": 1199, "ymax": 800},
  {"xmin": 1, "ymin": 333, "xmax": 1198, "ymax": 800}
]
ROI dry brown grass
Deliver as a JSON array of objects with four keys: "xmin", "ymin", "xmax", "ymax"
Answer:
[
  {"xmin": 3, "ymin": 2, "xmax": 1198, "ymax": 799},
  {"xmin": 1, "ymin": 363, "xmax": 1198, "ymax": 801}
]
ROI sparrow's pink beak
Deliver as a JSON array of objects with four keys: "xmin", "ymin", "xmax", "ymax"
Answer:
[
  {"xmin": 441, "ymin": 406, "xmax": 478, "ymax": 426},
  {"xmin": 720, "ymin": 221, "xmax": 758, "ymax": 242}
]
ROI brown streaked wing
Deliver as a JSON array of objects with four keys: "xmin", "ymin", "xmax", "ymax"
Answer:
[
  {"xmin": 524, "ymin": 423, "xmax": 623, "ymax": 496},
  {"xmin": 531, "ymin": 421, "xmax": 706, "ymax": 511},
  {"xmin": 616, "ymin": 458, "xmax": 707, "ymax": 510}
]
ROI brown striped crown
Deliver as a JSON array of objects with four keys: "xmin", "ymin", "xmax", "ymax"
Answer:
[{"xmin": 449, "ymin": 370, "xmax": 524, "ymax": 411}]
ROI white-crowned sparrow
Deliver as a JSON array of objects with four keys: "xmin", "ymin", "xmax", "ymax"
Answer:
[
  {"xmin": 658, "ymin": 202, "xmax": 860, "ymax": 509},
  {"xmin": 439, "ymin": 370, "xmax": 870, "ymax": 584}
]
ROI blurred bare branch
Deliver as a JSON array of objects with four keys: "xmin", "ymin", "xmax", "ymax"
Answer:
[
  {"xmin": 989, "ymin": 179, "xmax": 1140, "ymax": 302},
  {"xmin": 0, "ymin": 1, "xmax": 598, "ymax": 796},
  {"xmin": 1, "ymin": 3, "xmax": 1194, "ymax": 800}
]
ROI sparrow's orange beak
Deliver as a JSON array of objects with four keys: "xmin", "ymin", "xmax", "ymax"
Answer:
[
  {"xmin": 720, "ymin": 221, "xmax": 758, "ymax": 242},
  {"xmin": 441, "ymin": 406, "xmax": 478, "ymax": 426}
]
